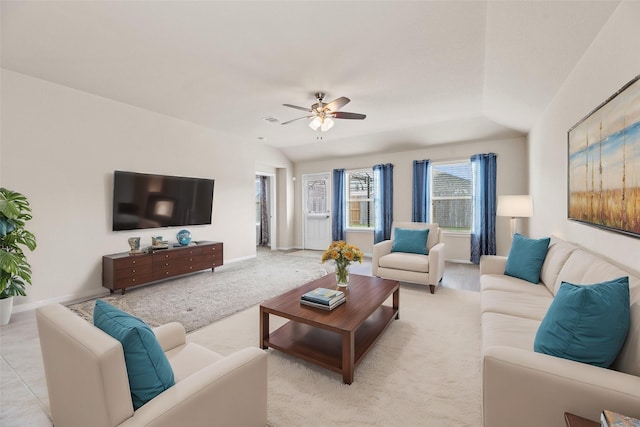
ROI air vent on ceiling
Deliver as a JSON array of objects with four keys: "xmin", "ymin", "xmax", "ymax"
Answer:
[{"xmin": 262, "ymin": 116, "xmax": 280, "ymax": 124}]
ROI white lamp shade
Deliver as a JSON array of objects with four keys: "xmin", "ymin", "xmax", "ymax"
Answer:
[
  {"xmin": 320, "ymin": 117, "xmax": 334, "ymax": 132},
  {"xmin": 497, "ymin": 195, "xmax": 533, "ymax": 218},
  {"xmin": 309, "ymin": 117, "xmax": 322, "ymax": 131}
]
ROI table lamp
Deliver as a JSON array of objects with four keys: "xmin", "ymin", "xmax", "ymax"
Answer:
[{"xmin": 497, "ymin": 195, "xmax": 533, "ymax": 237}]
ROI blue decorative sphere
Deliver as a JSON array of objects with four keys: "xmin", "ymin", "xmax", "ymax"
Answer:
[{"xmin": 176, "ymin": 229, "xmax": 192, "ymax": 246}]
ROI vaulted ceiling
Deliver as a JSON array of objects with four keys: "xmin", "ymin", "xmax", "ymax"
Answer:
[{"xmin": 1, "ymin": 1, "xmax": 620, "ymax": 162}]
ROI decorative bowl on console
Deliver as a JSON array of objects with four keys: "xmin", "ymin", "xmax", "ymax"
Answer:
[{"xmin": 176, "ymin": 229, "xmax": 192, "ymax": 246}]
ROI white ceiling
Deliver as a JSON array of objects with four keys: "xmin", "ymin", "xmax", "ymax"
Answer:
[{"xmin": 1, "ymin": 1, "xmax": 620, "ymax": 162}]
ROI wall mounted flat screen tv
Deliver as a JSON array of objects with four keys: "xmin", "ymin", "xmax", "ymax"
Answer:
[{"xmin": 112, "ymin": 171, "xmax": 214, "ymax": 231}]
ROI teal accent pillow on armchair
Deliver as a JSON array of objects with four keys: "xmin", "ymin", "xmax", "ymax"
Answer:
[
  {"xmin": 533, "ymin": 276, "xmax": 630, "ymax": 368},
  {"xmin": 504, "ymin": 233, "xmax": 550, "ymax": 283},
  {"xmin": 391, "ymin": 228, "xmax": 429, "ymax": 255},
  {"xmin": 93, "ymin": 300, "xmax": 175, "ymax": 409}
]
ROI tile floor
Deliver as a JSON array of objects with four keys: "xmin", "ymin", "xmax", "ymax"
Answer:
[{"xmin": 0, "ymin": 258, "xmax": 479, "ymax": 427}]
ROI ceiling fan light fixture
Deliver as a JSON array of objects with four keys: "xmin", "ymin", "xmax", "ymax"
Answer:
[
  {"xmin": 320, "ymin": 117, "xmax": 334, "ymax": 132},
  {"xmin": 309, "ymin": 116, "xmax": 322, "ymax": 131},
  {"xmin": 284, "ymin": 93, "xmax": 365, "ymax": 132}
]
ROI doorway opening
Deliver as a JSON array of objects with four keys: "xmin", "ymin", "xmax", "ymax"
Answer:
[{"xmin": 256, "ymin": 173, "xmax": 276, "ymax": 249}]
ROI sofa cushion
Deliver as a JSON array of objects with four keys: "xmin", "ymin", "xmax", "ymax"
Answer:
[
  {"xmin": 504, "ymin": 233, "xmax": 550, "ymax": 284},
  {"xmin": 533, "ymin": 277, "xmax": 630, "ymax": 368},
  {"xmin": 480, "ymin": 274, "xmax": 554, "ymax": 297},
  {"xmin": 165, "ymin": 342, "xmax": 223, "ymax": 382},
  {"xmin": 612, "ymin": 302, "xmax": 640, "ymax": 376},
  {"xmin": 481, "ymin": 289, "xmax": 553, "ymax": 321},
  {"xmin": 555, "ymin": 249, "xmax": 640, "ymax": 301},
  {"xmin": 93, "ymin": 300, "xmax": 175, "ymax": 409},
  {"xmin": 481, "ymin": 312, "xmax": 541, "ymax": 353},
  {"xmin": 539, "ymin": 236, "xmax": 578, "ymax": 295},
  {"xmin": 378, "ymin": 252, "xmax": 429, "ymax": 273},
  {"xmin": 391, "ymin": 227, "xmax": 429, "ymax": 255}
]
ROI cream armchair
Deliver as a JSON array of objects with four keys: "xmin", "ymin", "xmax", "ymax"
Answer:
[
  {"xmin": 372, "ymin": 222, "xmax": 445, "ymax": 294},
  {"xmin": 36, "ymin": 303, "xmax": 267, "ymax": 427}
]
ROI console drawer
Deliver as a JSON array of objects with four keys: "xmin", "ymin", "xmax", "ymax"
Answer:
[{"xmin": 103, "ymin": 241, "xmax": 223, "ymax": 294}]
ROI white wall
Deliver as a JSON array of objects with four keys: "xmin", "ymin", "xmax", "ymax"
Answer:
[
  {"xmin": 529, "ymin": 0, "xmax": 640, "ymax": 272},
  {"xmin": 294, "ymin": 137, "xmax": 528, "ymax": 259},
  {"xmin": 1, "ymin": 70, "xmax": 289, "ymax": 309}
]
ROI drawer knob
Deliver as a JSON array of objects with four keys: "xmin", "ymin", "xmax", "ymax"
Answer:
[
  {"xmin": 165, "ymin": 263, "xmax": 169, "ymax": 266},
  {"xmin": 132, "ymin": 269, "xmax": 136, "ymax": 273},
  {"xmin": 132, "ymin": 278, "xmax": 136, "ymax": 282}
]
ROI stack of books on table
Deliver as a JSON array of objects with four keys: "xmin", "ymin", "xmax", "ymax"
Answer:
[{"xmin": 300, "ymin": 288, "xmax": 345, "ymax": 310}]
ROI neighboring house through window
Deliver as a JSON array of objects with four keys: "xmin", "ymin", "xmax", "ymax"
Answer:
[
  {"xmin": 431, "ymin": 161, "xmax": 473, "ymax": 233},
  {"xmin": 346, "ymin": 169, "xmax": 375, "ymax": 229}
]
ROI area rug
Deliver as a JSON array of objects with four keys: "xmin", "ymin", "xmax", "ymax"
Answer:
[
  {"xmin": 68, "ymin": 250, "xmax": 333, "ymax": 332},
  {"xmin": 188, "ymin": 284, "xmax": 482, "ymax": 426}
]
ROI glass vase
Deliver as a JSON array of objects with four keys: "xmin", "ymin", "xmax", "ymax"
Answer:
[{"xmin": 335, "ymin": 263, "xmax": 350, "ymax": 288}]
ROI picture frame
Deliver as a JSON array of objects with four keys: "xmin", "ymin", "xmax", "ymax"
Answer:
[{"xmin": 567, "ymin": 74, "xmax": 640, "ymax": 238}]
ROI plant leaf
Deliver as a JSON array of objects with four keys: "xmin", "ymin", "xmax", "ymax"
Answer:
[
  {"xmin": 0, "ymin": 250, "xmax": 20, "ymax": 275},
  {"xmin": 0, "ymin": 188, "xmax": 31, "ymax": 219}
]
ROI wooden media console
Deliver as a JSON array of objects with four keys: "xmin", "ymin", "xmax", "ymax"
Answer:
[{"xmin": 102, "ymin": 241, "xmax": 223, "ymax": 294}]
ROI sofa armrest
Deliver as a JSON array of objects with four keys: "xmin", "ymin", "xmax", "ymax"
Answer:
[
  {"xmin": 153, "ymin": 322, "xmax": 186, "ymax": 352},
  {"xmin": 479, "ymin": 255, "xmax": 507, "ymax": 276},
  {"xmin": 483, "ymin": 346, "xmax": 640, "ymax": 427},
  {"xmin": 120, "ymin": 347, "xmax": 267, "ymax": 427},
  {"xmin": 428, "ymin": 242, "xmax": 445, "ymax": 286},
  {"xmin": 372, "ymin": 240, "xmax": 393, "ymax": 277}
]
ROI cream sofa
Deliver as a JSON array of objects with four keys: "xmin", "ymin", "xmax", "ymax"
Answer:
[
  {"xmin": 480, "ymin": 236, "xmax": 640, "ymax": 427},
  {"xmin": 36, "ymin": 303, "xmax": 267, "ymax": 427},
  {"xmin": 372, "ymin": 222, "xmax": 445, "ymax": 294}
]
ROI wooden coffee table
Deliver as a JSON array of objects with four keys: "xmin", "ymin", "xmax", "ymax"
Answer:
[{"xmin": 260, "ymin": 273, "xmax": 399, "ymax": 384}]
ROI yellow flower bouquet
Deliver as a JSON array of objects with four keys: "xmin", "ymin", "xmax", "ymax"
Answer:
[{"xmin": 321, "ymin": 241, "xmax": 363, "ymax": 286}]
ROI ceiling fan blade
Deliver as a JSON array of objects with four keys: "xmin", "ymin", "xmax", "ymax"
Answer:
[
  {"xmin": 332, "ymin": 111, "xmax": 366, "ymax": 120},
  {"xmin": 324, "ymin": 96, "xmax": 350, "ymax": 112},
  {"xmin": 281, "ymin": 115, "xmax": 312, "ymax": 125},
  {"xmin": 283, "ymin": 103, "xmax": 312, "ymax": 112}
]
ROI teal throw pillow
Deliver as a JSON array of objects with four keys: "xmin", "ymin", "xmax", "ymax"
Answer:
[
  {"xmin": 391, "ymin": 228, "xmax": 429, "ymax": 255},
  {"xmin": 93, "ymin": 300, "xmax": 175, "ymax": 409},
  {"xmin": 504, "ymin": 233, "xmax": 550, "ymax": 283},
  {"xmin": 533, "ymin": 277, "xmax": 630, "ymax": 368}
]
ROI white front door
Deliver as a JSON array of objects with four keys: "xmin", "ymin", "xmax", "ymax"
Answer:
[{"xmin": 303, "ymin": 173, "xmax": 332, "ymax": 250}]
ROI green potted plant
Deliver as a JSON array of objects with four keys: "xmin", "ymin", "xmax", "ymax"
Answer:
[{"xmin": 0, "ymin": 188, "xmax": 37, "ymax": 325}]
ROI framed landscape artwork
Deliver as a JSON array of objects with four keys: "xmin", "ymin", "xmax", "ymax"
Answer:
[{"xmin": 568, "ymin": 75, "xmax": 640, "ymax": 238}]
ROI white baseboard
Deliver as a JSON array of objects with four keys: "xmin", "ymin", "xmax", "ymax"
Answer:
[
  {"xmin": 447, "ymin": 259, "xmax": 474, "ymax": 264},
  {"xmin": 223, "ymin": 254, "xmax": 256, "ymax": 264},
  {"xmin": 274, "ymin": 246, "xmax": 300, "ymax": 251}
]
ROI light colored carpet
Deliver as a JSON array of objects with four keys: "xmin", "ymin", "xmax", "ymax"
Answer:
[
  {"xmin": 68, "ymin": 250, "xmax": 333, "ymax": 332},
  {"xmin": 189, "ymin": 284, "xmax": 482, "ymax": 426},
  {"xmin": 286, "ymin": 249, "xmax": 324, "ymax": 258}
]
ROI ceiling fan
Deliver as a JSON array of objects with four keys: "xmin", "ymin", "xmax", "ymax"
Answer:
[{"xmin": 281, "ymin": 92, "xmax": 366, "ymax": 132}]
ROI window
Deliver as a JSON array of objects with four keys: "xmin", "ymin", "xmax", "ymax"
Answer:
[
  {"xmin": 346, "ymin": 169, "xmax": 375, "ymax": 229},
  {"xmin": 431, "ymin": 161, "xmax": 472, "ymax": 232}
]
